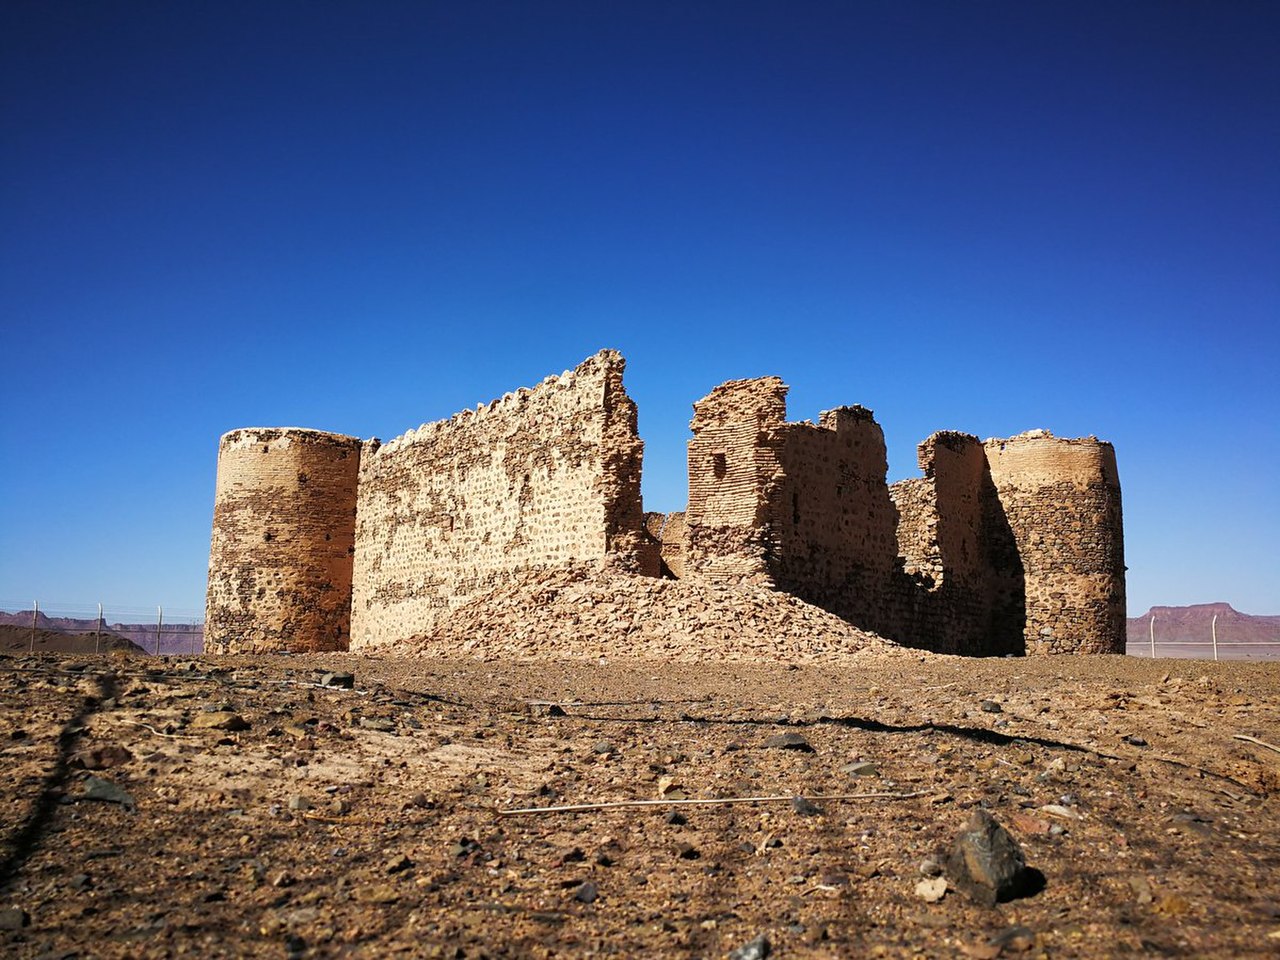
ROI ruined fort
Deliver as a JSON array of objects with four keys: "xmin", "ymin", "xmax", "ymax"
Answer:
[{"xmin": 205, "ymin": 350, "xmax": 1125, "ymax": 657}]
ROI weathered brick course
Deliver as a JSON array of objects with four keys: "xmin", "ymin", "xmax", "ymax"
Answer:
[
  {"xmin": 205, "ymin": 428, "xmax": 361, "ymax": 654},
  {"xmin": 348, "ymin": 350, "xmax": 654, "ymax": 650}
]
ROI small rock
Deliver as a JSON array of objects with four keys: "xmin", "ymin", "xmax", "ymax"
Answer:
[
  {"xmin": 763, "ymin": 732, "xmax": 813, "ymax": 752},
  {"xmin": 664, "ymin": 810, "xmax": 687, "ymax": 826},
  {"xmin": 358, "ymin": 717, "xmax": 395, "ymax": 732},
  {"xmin": 946, "ymin": 809, "xmax": 1031, "ymax": 906},
  {"xmin": 190, "ymin": 711, "xmax": 250, "ymax": 732},
  {"xmin": 592, "ymin": 740, "xmax": 616, "ymax": 755},
  {"xmin": 354, "ymin": 883, "xmax": 399, "ymax": 904},
  {"xmin": 0, "ymin": 907, "xmax": 29, "ymax": 930},
  {"xmin": 915, "ymin": 876, "xmax": 948, "ymax": 903},
  {"xmin": 919, "ymin": 857, "xmax": 943, "ymax": 877},
  {"xmin": 676, "ymin": 842, "xmax": 700, "ymax": 860},
  {"xmin": 82, "ymin": 776, "xmax": 134, "ymax": 808},
  {"xmin": 1155, "ymin": 893, "xmax": 1192, "ymax": 917},
  {"xmin": 1123, "ymin": 734, "xmax": 1148, "ymax": 747},
  {"xmin": 1038, "ymin": 804, "xmax": 1079, "ymax": 820},
  {"xmin": 320, "ymin": 672, "xmax": 355, "ymax": 689},
  {"xmin": 842, "ymin": 761, "xmax": 879, "ymax": 777},
  {"xmin": 574, "ymin": 881, "xmax": 599, "ymax": 904},
  {"xmin": 790, "ymin": 796, "xmax": 822, "ymax": 816},
  {"xmin": 385, "ymin": 854, "xmax": 414, "ymax": 874},
  {"xmin": 270, "ymin": 871, "xmax": 296, "ymax": 888},
  {"xmin": 76, "ymin": 744, "xmax": 133, "ymax": 770},
  {"xmin": 989, "ymin": 925, "xmax": 1036, "ymax": 952},
  {"xmin": 729, "ymin": 934, "xmax": 771, "ymax": 960},
  {"xmin": 287, "ymin": 796, "xmax": 312, "ymax": 812},
  {"xmin": 979, "ymin": 700, "xmax": 1003, "ymax": 713},
  {"xmin": 1127, "ymin": 875, "xmax": 1153, "ymax": 905}
]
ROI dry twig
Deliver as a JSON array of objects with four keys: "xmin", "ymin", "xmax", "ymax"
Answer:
[
  {"xmin": 117, "ymin": 719, "xmax": 194, "ymax": 739},
  {"xmin": 1233, "ymin": 734, "xmax": 1280, "ymax": 756},
  {"xmin": 498, "ymin": 790, "xmax": 926, "ymax": 816}
]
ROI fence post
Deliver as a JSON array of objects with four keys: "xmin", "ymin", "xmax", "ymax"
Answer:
[
  {"xmin": 96, "ymin": 602, "xmax": 103, "ymax": 655},
  {"xmin": 156, "ymin": 605, "xmax": 163, "ymax": 657},
  {"xmin": 1212, "ymin": 613, "xmax": 1219, "ymax": 662},
  {"xmin": 30, "ymin": 601, "xmax": 38, "ymax": 654},
  {"xmin": 1149, "ymin": 614, "xmax": 1156, "ymax": 659}
]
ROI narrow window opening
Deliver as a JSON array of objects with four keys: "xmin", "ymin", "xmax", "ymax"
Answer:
[{"xmin": 712, "ymin": 453, "xmax": 727, "ymax": 479}]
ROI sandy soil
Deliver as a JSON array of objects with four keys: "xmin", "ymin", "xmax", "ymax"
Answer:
[{"xmin": 1, "ymin": 649, "xmax": 1277, "ymax": 959}]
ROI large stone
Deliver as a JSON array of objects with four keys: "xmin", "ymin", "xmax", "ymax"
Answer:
[{"xmin": 946, "ymin": 809, "xmax": 1029, "ymax": 906}]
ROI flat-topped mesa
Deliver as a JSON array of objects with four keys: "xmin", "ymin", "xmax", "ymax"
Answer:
[
  {"xmin": 348, "ymin": 349, "xmax": 656, "ymax": 650},
  {"xmin": 983, "ymin": 431, "xmax": 1125, "ymax": 654},
  {"xmin": 205, "ymin": 428, "xmax": 362, "ymax": 654}
]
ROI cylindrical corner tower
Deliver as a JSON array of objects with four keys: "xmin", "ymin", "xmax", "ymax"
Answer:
[
  {"xmin": 983, "ymin": 431, "xmax": 1126, "ymax": 654},
  {"xmin": 205, "ymin": 428, "xmax": 361, "ymax": 654}
]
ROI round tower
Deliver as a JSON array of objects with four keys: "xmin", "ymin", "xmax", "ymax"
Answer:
[
  {"xmin": 205, "ymin": 428, "xmax": 362, "ymax": 654},
  {"xmin": 983, "ymin": 431, "xmax": 1126, "ymax": 655}
]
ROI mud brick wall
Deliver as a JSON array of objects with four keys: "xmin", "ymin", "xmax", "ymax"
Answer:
[
  {"xmin": 889, "ymin": 433, "xmax": 1023, "ymax": 655},
  {"xmin": 766, "ymin": 406, "xmax": 901, "ymax": 636},
  {"xmin": 983, "ymin": 432, "xmax": 1126, "ymax": 654},
  {"xmin": 349, "ymin": 350, "xmax": 653, "ymax": 649},
  {"xmin": 205, "ymin": 428, "xmax": 361, "ymax": 654},
  {"xmin": 686, "ymin": 382, "xmax": 900, "ymax": 635},
  {"xmin": 645, "ymin": 511, "xmax": 689, "ymax": 579},
  {"xmin": 685, "ymin": 378, "xmax": 788, "ymax": 584}
]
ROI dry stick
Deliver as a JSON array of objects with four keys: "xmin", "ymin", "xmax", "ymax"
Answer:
[
  {"xmin": 498, "ymin": 790, "xmax": 927, "ymax": 816},
  {"xmin": 1233, "ymin": 734, "xmax": 1280, "ymax": 756},
  {"xmin": 117, "ymin": 719, "xmax": 196, "ymax": 739}
]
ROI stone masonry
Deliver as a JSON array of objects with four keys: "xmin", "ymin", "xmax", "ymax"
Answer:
[
  {"xmin": 205, "ymin": 428, "xmax": 362, "ymax": 654},
  {"xmin": 205, "ymin": 351, "xmax": 1125, "ymax": 656},
  {"xmin": 348, "ymin": 350, "xmax": 655, "ymax": 650}
]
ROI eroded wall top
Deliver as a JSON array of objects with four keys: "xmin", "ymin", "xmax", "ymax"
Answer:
[{"xmin": 349, "ymin": 349, "xmax": 651, "ymax": 649}]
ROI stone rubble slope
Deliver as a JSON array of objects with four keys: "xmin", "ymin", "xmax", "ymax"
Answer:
[{"xmin": 404, "ymin": 566, "xmax": 901, "ymax": 661}]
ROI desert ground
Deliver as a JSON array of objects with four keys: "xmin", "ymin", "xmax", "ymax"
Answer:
[{"xmin": 1, "ymin": 647, "xmax": 1277, "ymax": 959}]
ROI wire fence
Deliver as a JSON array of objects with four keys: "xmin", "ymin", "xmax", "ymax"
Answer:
[
  {"xmin": 1126, "ymin": 612, "xmax": 1280, "ymax": 661},
  {"xmin": 0, "ymin": 601, "xmax": 204, "ymax": 656}
]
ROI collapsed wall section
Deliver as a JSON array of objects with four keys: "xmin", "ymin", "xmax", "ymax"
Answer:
[
  {"xmin": 889, "ymin": 432, "xmax": 1023, "ymax": 655},
  {"xmin": 685, "ymin": 380, "xmax": 899, "ymax": 635},
  {"xmin": 349, "ymin": 350, "xmax": 654, "ymax": 649},
  {"xmin": 204, "ymin": 428, "xmax": 361, "ymax": 654},
  {"xmin": 983, "ymin": 431, "xmax": 1126, "ymax": 654},
  {"xmin": 685, "ymin": 378, "xmax": 788, "ymax": 583},
  {"xmin": 645, "ymin": 511, "xmax": 689, "ymax": 579}
]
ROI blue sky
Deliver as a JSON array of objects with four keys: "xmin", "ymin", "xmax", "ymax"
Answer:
[{"xmin": 1, "ymin": 1, "xmax": 1277, "ymax": 617}]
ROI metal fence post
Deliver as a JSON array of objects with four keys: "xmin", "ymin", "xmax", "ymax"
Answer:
[
  {"xmin": 1149, "ymin": 614, "xmax": 1156, "ymax": 659},
  {"xmin": 30, "ymin": 601, "xmax": 38, "ymax": 654},
  {"xmin": 1212, "ymin": 613, "xmax": 1219, "ymax": 662},
  {"xmin": 96, "ymin": 602, "xmax": 103, "ymax": 655},
  {"xmin": 156, "ymin": 605, "xmax": 163, "ymax": 657}
]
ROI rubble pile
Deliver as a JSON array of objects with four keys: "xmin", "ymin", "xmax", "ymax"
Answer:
[{"xmin": 405, "ymin": 566, "xmax": 898, "ymax": 661}]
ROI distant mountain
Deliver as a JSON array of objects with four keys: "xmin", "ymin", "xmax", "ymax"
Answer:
[
  {"xmin": 0, "ymin": 610, "xmax": 202, "ymax": 655},
  {"xmin": 1127, "ymin": 603, "xmax": 1280, "ymax": 644}
]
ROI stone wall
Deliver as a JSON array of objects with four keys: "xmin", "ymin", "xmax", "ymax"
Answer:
[
  {"xmin": 889, "ymin": 433, "xmax": 1024, "ymax": 655},
  {"xmin": 645, "ymin": 511, "xmax": 688, "ymax": 579},
  {"xmin": 685, "ymin": 382, "xmax": 900, "ymax": 636},
  {"xmin": 204, "ymin": 428, "xmax": 361, "ymax": 654},
  {"xmin": 349, "ymin": 350, "xmax": 654, "ymax": 649},
  {"xmin": 983, "ymin": 431, "xmax": 1126, "ymax": 654}
]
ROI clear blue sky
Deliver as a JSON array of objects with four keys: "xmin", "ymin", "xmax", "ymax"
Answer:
[{"xmin": 2, "ymin": 1, "xmax": 1276, "ymax": 618}]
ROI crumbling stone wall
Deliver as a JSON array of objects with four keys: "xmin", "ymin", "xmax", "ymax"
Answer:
[
  {"xmin": 645, "ymin": 511, "xmax": 688, "ymax": 579},
  {"xmin": 685, "ymin": 381, "xmax": 899, "ymax": 636},
  {"xmin": 983, "ymin": 431, "xmax": 1126, "ymax": 654},
  {"xmin": 889, "ymin": 433, "xmax": 1023, "ymax": 655},
  {"xmin": 349, "ymin": 350, "xmax": 655, "ymax": 650},
  {"xmin": 204, "ymin": 428, "xmax": 361, "ymax": 654}
]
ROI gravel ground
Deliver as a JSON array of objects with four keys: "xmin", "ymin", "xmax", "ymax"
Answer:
[{"xmin": 1, "ymin": 649, "xmax": 1277, "ymax": 959}]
